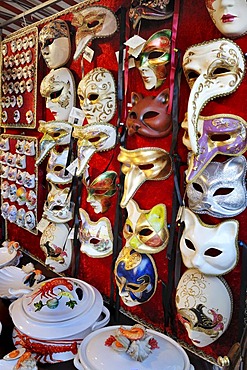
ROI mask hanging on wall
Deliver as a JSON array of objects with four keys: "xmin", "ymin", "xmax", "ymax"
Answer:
[
  {"xmin": 46, "ymin": 147, "xmax": 73, "ymax": 185},
  {"xmin": 43, "ymin": 183, "xmax": 74, "ymax": 223}
]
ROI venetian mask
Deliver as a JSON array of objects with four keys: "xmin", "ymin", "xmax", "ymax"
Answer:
[
  {"xmin": 10, "ymin": 96, "xmax": 16, "ymax": 108},
  {"xmin": 72, "ymin": 6, "xmax": 118, "ymax": 60},
  {"xmin": 182, "ymin": 38, "xmax": 245, "ymax": 154},
  {"xmin": 1, "ymin": 181, "xmax": 10, "ymax": 199},
  {"xmin": 24, "ymin": 141, "xmax": 35, "ymax": 156},
  {"xmin": 46, "ymin": 147, "xmax": 73, "ymax": 184},
  {"xmin": 8, "ymin": 205, "xmax": 17, "ymax": 223},
  {"xmin": 182, "ymin": 113, "xmax": 247, "ymax": 182},
  {"xmin": 25, "ymin": 50, "xmax": 32, "ymax": 64},
  {"xmin": 126, "ymin": 89, "xmax": 172, "ymax": 137},
  {"xmin": 24, "ymin": 172, "xmax": 35, "ymax": 189},
  {"xmin": 22, "ymin": 36, "xmax": 29, "ymax": 50},
  {"xmin": 14, "ymin": 82, "xmax": 20, "ymax": 94},
  {"xmin": 2, "ymin": 111, "xmax": 7, "ymax": 123},
  {"xmin": 135, "ymin": 29, "xmax": 171, "ymax": 90},
  {"xmin": 40, "ymin": 68, "xmax": 76, "ymax": 121},
  {"xmin": 39, "ymin": 19, "xmax": 71, "ymax": 69},
  {"xmin": 123, "ymin": 199, "xmax": 169, "ymax": 254},
  {"xmin": 16, "ymin": 186, "xmax": 27, "ymax": 206},
  {"xmin": 43, "ymin": 183, "xmax": 73, "ymax": 223},
  {"xmin": 0, "ymin": 151, "xmax": 8, "ymax": 164},
  {"xmin": 16, "ymin": 208, "xmax": 26, "ymax": 227},
  {"xmin": 1, "ymin": 202, "xmax": 9, "ymax": 219},
  {"xmin": 2, "ymin": 43, "xmax": 8, "ymax": 56},
  {"xmin": 205, "ymin": 0, "xmax": 247, "ymax": 38},
  {"xmin": 24, "ymin": 210, "xmax": 36, "ymax": 230},
  {"xmin": 26, "ymin": 78, "xmax": 33, "ymax": 93},
  {"xmin": 26, "ymin": 190, "xmax": 37, "ymax": 210},
  {"xmin": 129, "ymin": 0, "xmax": 174, "ymax": 29},
  {"xmin": 114, "ymin": 247, "xmax": 158, "ymax": 307},
  {"xmin": 40, "ymin": 222, "xmax": 72, "ymax": 273},
  {"xmin": 23, "ymin": 65, "xmax": 28, "ymax": 79},
  {"xmin": 16, "ymin": 139, "xmax": 25, "ymax": 154},
  {"xmin": 20, "ymin": 52, "xmax": 26, "ymax": 65},
  {"xmin": 77, "ymin": 67, "xmax": 116, "ymax": 124},
  {"xmin": 19, "ymin": 80, "xmax": 26, "ymax": 94},
  {"xmin": 28, "ymin": 34, "xmax": 35, "ymax": 48},
  {"xmin": 12, "ymin": 68, "xmax": 17, "ymax": 80},
  {"xmin": 11, "ymin": 40, "xmax": 17, "ymax": 53},
  {"xmin": 176, "ymin": 268, "xmax": 232, "ymax": 347},
  {"xmin": 16, "ymin": 170, "xmax": 26, "ymax": 186},
  {"xmin": 85, "ymin": 171, "xmax": 117, "ymax": 214},
  {"xmin": 79, "ymin": 208, "xmax": 113, "ymax": 258},
  {"xmin": 14, "ymin": 54, "xmax": 20, "ymax": 67},
  {"xmin": 8, "ymin": 82, "xmax": 14, "ymax": 94},
  {"xmin": 17, "ymin": 95, "xmax": 23, "ymax": 108},
  {"xmin": 28, "ymin": 64, "xmax": 34, "ymax": 78},
  {"xmin": 17, "ymin": 38, "xmax": 23, "ymax": 51},
  {"xmin": 9, "ymin": 56, "xmax": 14, "ymax": 68},
  {"xmin": 0, "ymin": 137, "xmax": 9, "ymax": 151},
  {"xmin": 180, "ymin": 208, "xmax": 238, "ymax": 275},
  {"xmin": 1, "ymin": 165, "xmax": 9, "ymax": 179},
  {"xmin": 16, "ymin": 154, "xmax": 26, "ymax": 169},
  {"xmin": 7, "ymin": 153, "xmax": 16, "ymax": 167},
  {"xmin": 9, "ymin": 184, "xmax": 17, "ymax": 202},
  {"xmin": 26, "ymin": 110, "xmax": 34, "ymax": 124},
  {"xmin": 117, "ymin": 146, "xmax": 172, "ymax": 208},
  {"xmin": 186, "ymin": 156, "xmax": 247, "ymax": 218},
  {"xmin": 73, "ymin": 123, "xmax": 117, "ymax": 176}
]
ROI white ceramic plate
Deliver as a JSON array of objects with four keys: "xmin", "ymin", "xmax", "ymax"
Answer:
[
  {"xmin": 0, "ymin": 247, "xmax": 17, "ymax": 268},
  {"xmin": 77, "ymin": 325, "xmax": 193, "ymax": 370},
  {"xmin": 0, "ymin": 266, "xmax": 32, "ymax": 299}
]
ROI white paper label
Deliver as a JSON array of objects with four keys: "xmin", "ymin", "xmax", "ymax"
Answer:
[
  {"xmin": 68, "ymin": 107, "xmax": 85, "ymax": 126},
  {"xmin": 37, "ymin": 217, "xmax": 50, "ymax": 233},
  {"xmin": 66, "ymin": 158, "xmax": 79, "ymax": 176},
  {"xmin": 68, "ymin": 228, "xmax": 75, "ymax": 239},
  {"xmin": 83, "ymin": 46, "xmax": 94, "ymax": 62}
]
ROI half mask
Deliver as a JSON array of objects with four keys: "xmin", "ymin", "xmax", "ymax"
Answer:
[
  {"xmin": 43, "ymin": 183, "xmax": 74, "ymax": 223},
  {"xmin": 16, "ymin": 208, "xmax": 26, "ymax": 227},
  {"xmin": 129, "ymin": 0, "xmax": 174, "ymax": 29},
  {"xmin": 8, "ymin": 205, "xmax": 17, "ymax": 223},
  {"xmin": 205, "ymin": 0, "xmax": 247, "ymax": 38},
  {"xmin": 39, "ymin": 19, "xmax": 71, "ymax": 69},
  {"xmin": 182, "ymin": 113, "xmax": 247, "ymax": 182},
  {"xmin": 1, "ymin": 181, "xmax": 9, "ymax": 199},
  {"xmin": 16, "ymin": 186, "xmax": 27, "ymax": 206},
  {"xmin": 114, "ymin": 247, "xmax": 158, "ymax": 307},
  {"xmin": 183, "ymin": 38, "xmax": 245, "ymax": 154},
  {"xmin": 117, "ymin": 146, "xmax": 172, "ymax": 208},
  {"xmin": 135, "ymin": 29, "xmax": 171, "ymax": 90},
  {"xmin": 176, "ymin": 268, "xmax": 232, "ymax": 347},
  {"xmin": 186, "ymin": 156, "xmax": 247, "ymax": 218},
  {"xmin": 123, "ymin": 199, "xmax": 169, "ymax": 254},
  {"xmin": 180, "ymin": 208, "xmax": 238, "ymax": 275},
  {"xmin": 79, "ymin": 208, "xmax": 113, "ymax": 258},
  {"xmin": 9, "ymin": 184, "xmax": 17, "ymax": 202},
  {"xmin": 24, "ymin": 211, "xmax": 36, "ymax": 230},
  {"xmin": 85, "ymin": 171, "xmax": 117, "ymax": 214},
  {"xmin": 26, "ymin": 190, "xmax": 37, "ymax": 210},
  {"xmin": 72, "ymin": 6, "xmax": 118, "ymax": 60},
  {"xmin": 40, "ymin": 67, "xmax": 76, "ymax": 121},
  {"xmin": 46, "ymin": 147, "xmax": 73, "ymax": 185},
  {"xmin": 73, "ymin": 122, "xmax": 117, "ymax": 176},
  {"xmin": 126, "ymin": 89, "xmax": 172, "ymax": 137},
  {"xmin": 77, "ymin": 67, "xmax": 116, "ymax": 124}
]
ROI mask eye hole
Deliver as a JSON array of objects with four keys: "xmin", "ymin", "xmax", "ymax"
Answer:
[
  {"xmin": 43, "ymin": 38, "xmax": 54, "ymax": 48},
  {"xmin": 129, "ymin": 112, "xmax": 137, "ymax": 119},
  {"xmin": 54, "ymin": 165, "xmax": 64, "ymax": 172},
  {"xmin": 143, "ymin": 111, "xmax": 159, "ymax": 120},
  {"xmin": 187, "ymin": 70, "xmax": 200, "ymax": 80},
  {"xmin": 139, "ymin": 228, "xmax": 153, "ymax": 236},
  {"xmin": 185, "ymin": 238, "xmax": 195, "ymax": 251},
  {"xmin": 50, "ymin": 88, "xmax": 63, "ymax": 99},
  {"xmin": 89, "ymin": 136, "xmax": 101, "ymax": 143},
  {"xmin": 210, "ymin": 133, "xmax": 231, "ymax": 142},
  {"xmin": 78, "ymin": 94, "xmax": 84, "ymax": 102},
  {"xmin": 88, "ymin": 93, "xmax": 99, "ymax": 102},
  {"xmin": 90, "ymin": 238, "xmax": 100, "ymax": 245},
  {"xmin": 192, "ymin": 182, "xmax": 203, "ymax": 193},
  {"xmin": 204, "ymin": 248, "xmax": 222, "ymax": 257},
  {"xmin": 125, "ymin": 224, "xmax": 133, "ymax": 233},
  {"xmin": 87, "ymin": 20, "xmax": 100, "ymax": 29},
  {"xmin": 148, "ymin": 51, "xmax": 163, "ymax": 60},
  {"xmin": 213, "ymin": 187, "xmax": 234, "ymax": 196},
  {"xmin": 213, "ymin": 67, "xmax": 230, "ymax": 75},
  {"xmin": 139, "ymin": 164, "xmax": 154, "ymax": 170}
]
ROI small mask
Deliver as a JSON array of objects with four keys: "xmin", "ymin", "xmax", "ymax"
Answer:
[
  {"xmin": 1, "ymin": 202, "xmax": 9, "ymax": 219},
  {"xmin": 20, "ymin": 52, "xmax": 26, "ymax": 65},
  {"xmin": 28, "ymin": 34, "xmax": 35, "ymax": 48},
  {"xmin": 14, "ymin": 54, "xmax": 20, "ymax": 67},
  {"xmin": 16, "ymin": 186, "xmax": 27, "ymax": 206},
  {"xmin": 26, "ymin": 190, "xmax": 37, "ymax": 210},
  {"xmin": 11, "ymin": 40, "xmax": 17, "ymax": 53},
  {"xmin": 17, "ymin": 38, "xmax": 23, "ymax": 51},
  {"xmin": 2, "ymin": 97, "xmax": 6, "ymax": 108},
  {"xmin": 17, "ymin": 95, "xmax": 24, "ymax": 108},
  {"xmin": 17, "ymin": 67, "xmax": 22, "ymax": 79},
  {"xmin": 43, "ymin": 183, "xmax": 73, "ymax": 223},
  {"xmin": 135, "ymin": 29, "xmax": 171, "ymax": 90},
  {"xmin": 0, "ymin": 151, "xmax": 8, "ymax": 164},
  {"xmin": 205, "ymin": 0, "xmax": 247, "ymax": 38},
  {"xmin": 22, "ymin": 36, "xmax": 29, "ymax": 50},
  {"xmin": 118, "ymin": 146, "xmax": 172, "ymax": 208},
  {"xmin": 123, "ymin": 199, "xmax": 169, "ymax": 254},
  {"xmin": 1, "ymin": 165, "xmax": 9, "ymax": 179},
  {"xmin": 9, "ymin": 56, "xmax": 14, "ymax": 68},
  {"xmin": 2, "ymin": 43, "xmax": 8, "ymax": 56},
  {"xmin": 1, "ymin": 111, "xmax": 7, "ymax": 123},
  {"xmin": 176, "ymin": 268, "xmax": 232, "ymax": 347},
  {"xmin": 126, "ymin": 89, "xmax": 172, "ymax": 137},
  {"xmin": 2, "ymin": 82, "xmax": 8, "ymax": 95},
  {"xmin": 14, "ymin": 82, "xmax": 20, "ymax": 94},
  {"xmin": 23, "ymin": 66, "xmax": 29, "ymax": 79},
  {"xmin": 19, "ymin": 80, "xmax": 26, "ymax": 94},
  {"xmin": 180, "ymin": 208, "xmax": 238, "ymax": 275},
  {"xmin": 7, "ymin": 153, "xmax": 16, "ymax": 167},
  {"xmin": 10, "ymin": 95, "xmax": 17, "ymax": 108},
  {"xmin": 86, "ymin": 171, "xmax": 117, "ymax": 214},
  {"xmin": 24, "ymin": 172, "xmax": 35, "ymax": 189},
  {"xmin": 39, "ymin": 19, "xmax": 71, "ymax": 69},
  {"xmin": 8, "ymin": 82, "xmax": 14, "ymax": 95},
  {"xmin": 16, "ymin": 139, "xmax": 26, "ymax": 154},
  {"xmin": 13, "ymin": 110, "xmax": 21, "ymax": 123},
  {"xmin": 40, "ymin": 68, "xmax": 76, "ymax": 121},
  {"xmin": 46, "ymin": 147, "xmax": 73, "ymax": 184},
  {"xmin": 16, "ymin": 208, "xmax": 26, "ymax": 227},
  {"xmin": 26, "ymin": 110, "xmax": 34, "ymax": 124},
  {"xmin": 1, "ymin": 181, "xmax": 10, "ymax": 199},
  {"xmin": 77, "ymin": 67, "xmax": 116, "ymax": 124},
  {"xmin": 24, "ymin": 210, "xmax": 36, "ymax": 230},
  {"xmin": 8, "ymin": 205, "xmax": 17, "ymax": 223},
  {"xmin": 28, "ymin": 64, "xmax": 34, "ymax": 78},
  {"xmin": 79, "ymin": 208, "xmax": 113, "ymax": 258},
  {"xmin": 16, "ymin": 154, "xmax": 26, "ymax": 169},
  {"xmin": 183, "ymin": 39, "xmax": 245, "ymax": 154},
  {"xmin": 72, "ymin": 6, "xmax": 118, "ymax": 60},
  {"xmin": 3, "ymin": 56, "xmax": 9, "ymax": 68},
  {"xmin": 11, "ymin": 68, "xmax": 17, "ymax": 80},
  {"xmin": 0, "ymin": 137, "xmax": 9, "ymax": 151},
  {"xmin": 186, "ymin": 156, "xmax": 247, "ymax": 218},
  {"xmin": 24, "ymin": 141, "xmax": 35, "ymax": 156},
  {"xmin": 8, "ymin": 168, "xmax": 17, "ymax": 182},
  {"xmin": 114, "ymin": 247, "xmax": 158, "ymax": 307},
  {"xmin": 16, "ymin": 170, "xmax": 26, "ymax": 186},
  {"xmin": 25, "ymin": 50, "xmax": 32, "ymax": 64}
]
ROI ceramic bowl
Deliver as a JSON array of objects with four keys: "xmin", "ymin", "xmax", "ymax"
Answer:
[{"xmin": 0, "ymin": 246, "xmax": 22, "ymax": 268}]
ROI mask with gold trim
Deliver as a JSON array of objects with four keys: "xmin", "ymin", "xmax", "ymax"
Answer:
[
  {"xmin": 114, "ymin": 247, "xmax": 158, "ymax": 307},
  {"xmin": 24, "ymin": 172, "xmax": 35, "ymax": 189},
  {"xmin": 183, "ymin": 39, "xmax": 245, "ymax": 155},
  {"xmin": 40, "ymin": 67, "xmax": 76, "ymax": 121},
  {"xmin": 46, "ymin": 147, "xmax": 73, "ymax": 185},
  {"xmin": 79, "ymin": 208, "xmax": 113, "ymax": 258},
  {"xmin": 180, "ymin": 208, "xmax": 238, "ymax": 275},
  {"xmin": 0, "ymin": 137, "xmax": 9, "ymax": 151},
  {"xmin": 77, "ymin": 67, "xmax": 116, "ymax": 124},
  {"xmin": 85, "ymin": 171, "xmax": 117, "ymax": 214},
  {"xmin": 135, "ymin": 29, "xmax": 171, "ymax": 90},
  {"xmin": 176, "ymin": 268, "xmax": 232, "ymax": 347},
  {"xmin": 43, "ymin": 183, "xmax": 74, "ymax": 223},
  {"xmin": 73, "ymin": 122, "xmax": 117, "ymax": 176},
  {"xmin": 117, "ymin": 146, "xmax": 172, "ymax": 208},
  {"xmin": 72, "ymin": 6, "xmax": 118, "ymax": 61},
  {"xmin": 123, "ymin": 199, "xmax": 169, "ymax": 254},
  {"xmin": 24, "ymin": 140, "xmax": 35, "ymax": 156},
  {"xmin": 16, "ymin": 208, "xmax": 26, "ymax": 227},
  {"xmin": 24, "ymin": 210, "xmax": 36, "ymax": 230},
  {"xmin": 39, "ymin": 19, "xmax": 71, "ymax": 69}
]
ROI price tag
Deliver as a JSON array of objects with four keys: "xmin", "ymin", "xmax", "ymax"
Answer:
[
  {"xmin": 83, "ymin": 46, "xmax": 94, "ymax": 62},
  {"xmin": 66, "ymin": 158, "xmax": 78, "ymax": 176},
  {"xmin": 68, "ymin": 228, "xmax": 75, "ymax": 239},
  {"xmin": 37, "ymin": 218, "xmax": 50, "ymax": 233}
]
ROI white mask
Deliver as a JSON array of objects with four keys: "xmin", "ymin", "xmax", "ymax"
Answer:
[
  {"xmin": 19, "ymin": 80, "xmax": 26, "ymax": 94},
  {"xmin": 16, "ymin": 208, "xmax": 26, "ymax": 227},
  {"xmin": 176, "ymin": 268, "xmax": 232, "ymax": 347},
  {"xmin": 23, "ymin": 65, "xmax": 29, "ymax": 79},
  {"xmin": 26, "ymin": 110, "xmax": 34, "ymax": 124},
  {"xmin": 13, "ymin": 110, "xmax": 20, "ymax": 123},
  {"xmin": 46, "ymin": 147, "xmax": 73, "ymax": 184},
  {"xmin": 26, "ymin": 78, "xmax": 33, "ymax": 93},
  {"xmin": 43, "ymin": 183, "xmax": 73, "ymax": 223},
  {"xmin": 180, "ymin": 208, "xmax": 238, "ymax": 275},
  {"xmin": 40, "ymin": 68, "xmax": 76, "ymax": 121},
  {"xmin": 11, "ymin": 40, "xmax": 17, "ymax": 53},
  {"xmin": 24, "ymin": 210, "xmax": 36, "ymax": 230},
  {"xmin": 25, "ymin": 50, "xmax": 32, "ymax": 64},
  {"xmin": 183, "ymin": 38, "xmax": 245, "ymax": 154},
  {"xmin": 205, "ymin": 0, "xmax": 247, "ymax": 38},
  {"xmin": 78, "ymin": 67, "xmax": 116, "ymax": 124},
  {"xmin": 22, "ymin": 36, "xmax": 29, "ymax": 50},
  {"xmin": 2, "ymin": 43, "xmax": 8, "ymax": 56},
  {"xmin": 17, "ymin": 38, "xmax": 23, "ymax": 51},
  {"xmin": 17, "ymin": 95, "xmax": 23, "ymax": 108}
]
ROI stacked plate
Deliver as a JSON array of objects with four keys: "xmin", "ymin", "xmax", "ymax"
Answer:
[
  {"xmin": 0, "ymin": 246, "xmax": 22, "ymax": 269},
  {"xmin": 9, "ymin": 277, "xmax": 110, "ymax": 363}
]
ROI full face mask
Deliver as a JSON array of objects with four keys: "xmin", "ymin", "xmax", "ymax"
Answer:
[
  {"xmin": 176, "ymin": 268, "xmax": 232, "ymax": 347},
  {"xmin": 28, "ymin": 34, "xmax": 35, "ymax": 48},
  {"xmin": 9, "ymin": 184, "xmax": 17, "ymax": 202},
  {"xmin": 85, "ymin": 171, "xmax": 117, "ymax": 214},
  {"xmin": 114, "ymin": 247, "xmax": 158, "ymax": 307},
  {"xmin": 16, "ymin": 154, "xmax": 26, "ymax": 169},
  {"xmin": 26, "ymin": 79, "xmax": 33, "ymax": 93},
  {"xmin": 17, "ymin": 38, "xmax": 23, "ymax": 51},
  {"xmin": 22, "ymin": 36, "xmax": 29, "ymax": 50},
  {"xmin": 8, "ymin": 205, "xmax": 17, "ymax": 223},
  {"xmin": 77, "ymin": 67, "xmax": 116, "ymax": 124},
  {"xmin": 79, "ymin": 208, "xmax": 113, "ymax": 258},
  {"xmin": 39, "ymin": 19, "xmax": 71, "ymax": 69},
  {"xmin": 205, "ymin": 0, "xmax": 247, "ymax": 38},
  {"xmin": 16, "ymin": 208, "xmax": 26, "ymax": 227},
  {"xmin": 2, "ymin": 43, "xmax": 8, "ymax": 56},
  {"xmin": 1, "ymin": 181, "xmax": 10, "ymax": 199},
  {"xmin": 43, "ymin": 183, "xmax": 73, "ymax": 223},
  {"xmin": 16, "ymin": 186, "xmax": 27, "ymax": 206},
  {"xmin": 129, "ymin": 0, "xmax": 174, "ymax": 29},
  {"xmin": 186, "ymin": 156, "xmax": 247, "ymax": 218},
  {"xmin": 135, "ymin": 29, "xmax": 171, "ymax": 90},
  {"xmin": 16, "ymin": 170, "xmax": 26, "ymax": 186},
  {"xmin": 117, "ymin": 146, "xmax": 172, "ymax": 208},
  {"xmin": 0, "ymin": 137, "xmax": 9, "ymax": 151},
  {"xmin": 1, "ymin": 202, "xmax": 9, "ymax": 219},
  {"xmin": 73, "ymin": 122, "xmax": 117, "ymax": 176},
  {"xmin": 123, "ymin": 199, "xmax": 169, "ymax": 254},
  {"xmin": 40, "ymin": 67, "xmax": 76, "ymax": 121},
  {"xmin": 8, "ymin": 167, "xmax": 17, "ymax": 182},
  {"xmin": 24, "ymin": 173, "xmax": 35, "ymax": 189},
  {"xmin": 24, "ymin": 141, "xmax": 35, "ymax": 156},
  {"xmin": 24, "ymin": 210, "xmax": 36, "ymax": 230},
  {"xmin": 72, "ymin": 6, "xmax": 118, "ymax": 60},
  {"xmin": 25, "ymin": 50, "xmax": 32, "ymax": 64},
  {"xmin": 182, "ymin": 113, "xmax": 247, "ymax": 182},
  {"xmin": 26, "ymin": 110, "xmax": 34, "ymax": 124},
  {"xmin": 183, "ymin": 38, "xmax": 245, "ymax": 154},
  {"xmin": 26, "ymin": 190, "xmax": 37, "ymax": 210},
  {"xmin": 126, "ymin": 89, "xmax": 172, "ymax": 137},
  {"xmin": 180, "ymin": 208, "xmax": 238, "ymax": 275},
  {"xmin": 46, "ymin": 147, "xmax": 73, "ymax": 184}
]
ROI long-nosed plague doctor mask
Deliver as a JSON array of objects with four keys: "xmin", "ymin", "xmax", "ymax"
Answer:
[{"xmin": 182, "ymin": 38, "xmax": 245, "ymax": 155}]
